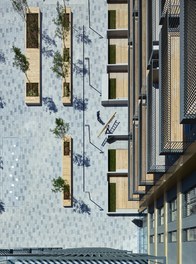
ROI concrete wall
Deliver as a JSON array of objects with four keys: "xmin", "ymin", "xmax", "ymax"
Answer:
[
  {"xmin": 182, "ymin": 242, "xmax": 196, "ymax": 264},
  {"xmin": 168, "ymin": 243, "xmax": 177, "ymax": 264}
]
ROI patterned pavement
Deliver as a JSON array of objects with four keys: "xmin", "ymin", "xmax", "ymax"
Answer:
[{"xmin": 0, "ymin": 0, "xmax": 140, "ymax": 251}]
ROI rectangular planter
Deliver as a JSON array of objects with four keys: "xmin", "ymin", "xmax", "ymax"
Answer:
[
  {"xmin": 62, "ymin": 7, "xmax": 72, "ymax": 105},
  {"xmin": 25, "ymin": 7, "xmax": 41, "ymax": 105},
  {"xmin": 62, "ymin": 136, "xmax": 73, "ymax": 207}
]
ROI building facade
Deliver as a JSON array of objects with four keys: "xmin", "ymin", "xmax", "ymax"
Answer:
[{"xmin": 106, "ymin": 0, "xmax": 196, "ymax": 263}]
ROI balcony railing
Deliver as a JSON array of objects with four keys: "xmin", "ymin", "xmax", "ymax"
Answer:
[
  {"xmin": 180, "ymin": 0, "xmax": 196, "ymax": 123},
  {"xmin": 147, "ymin": 61, "xmax": 166, "ymax": 173},
  {"xmin": 160, "ymin": 13, "xmax": 184, "ymax": 154},
  {"xmin": 138, "ymin": 99, "xmax": 154, "ymax": 185}
]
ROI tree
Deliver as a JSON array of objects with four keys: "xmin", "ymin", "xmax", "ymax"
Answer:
[
  {"xmin": 50, "ymin": 118, "xmax": 69, "ymax": 140},
  {"xmin": 51, "ymin": 51, "xmax": 68, "ymax": 79},
  {"xmin": 12, "ymin": 46, "xmax": 29, "ymax": 80},
  {"xmin": 52, "ymin": 177, "xmax": 70, "ymax": 198},
  {"xmin": 53, "ymin": 2, "xmax": 70, "ymax": 41},
  {"xmin": 10, "ymin": 0, "xmax": 29, "ymax": 21}
]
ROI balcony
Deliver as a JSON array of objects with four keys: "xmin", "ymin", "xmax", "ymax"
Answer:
[
  {"xmin": 180, "ymin": 0, "xmax": 196, "ymax": 123},
  {"xmin": 159, "ymin": 0, "xmax": 180, "ymax": 24},
  {"xmin": 132, "ymin": 120, "xmax": 146, "ymax": 194},
  {"xmin": 108, "ymin": 175, "xmax": 139, "ymax": 214},
  {"xmin": 109, "ymin": 72, "xmax": 128, "ymax": 99},
  {"xmin": 108, "ymin": 4, "xmax": 128, "ymax": 30},
  {"xmin": 108, "ymin": 149, "xmax": 128, "ymax": 172},
  {"xmin": 160, "ymin": 13, "xmax": 184, "ymax": 153},
  {"xmin": 147, "ymin": 57, "xmax": 166, "ymax": 173},
  {"xmin": 138, "ymin": 99, "xmax": 154, "ymax": 185}
]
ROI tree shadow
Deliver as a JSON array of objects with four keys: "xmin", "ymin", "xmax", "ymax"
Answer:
[
  {"xmin": 0, "ymin": 157, "xmax": 3, "ymax": 170},
  {"xmin": 73, "ymin": 59, "xmax": 88, "ymax": 76},
  {"xmin": 42, "ymin": 47, "xmax": 55, "ymax": 58},
  {"xmin": 0, "ymin": 52, "xmax": 6, "ymax": 64},
  {"xmin": 42, "ymin": 30, "xmax": 57, "ymax": 58},
  {"xmin": 0, "ymin": 200, "xmax": 5, "ymax": 214},
  {"xmin": 73, "ymin": 197, "xmax": 91, "ymax": 215},
  {"xmin": 75, "ymin": 26, "xmax": 92, "ymax": 45},
  {"xmin": 42, "ymin": 97, "xmax": 58, "ymax": 113},
  {"xmin": 42, "ymin": 30, "xmax": 57, "ymax": 47},
  {"xmin": 73, "ymin": 96, "xmax": 88, "ymax": 111},
  {"xmin": 73, "ymin": 153, "xmax": 90, "ymax": 167},
  {"xmin": 0, "ymin": 97, "xmax": 6, "ymax": 109}
]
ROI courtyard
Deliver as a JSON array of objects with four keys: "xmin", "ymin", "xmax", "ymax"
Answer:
[{"xmin": 0, "ymin": 0, "xmax": 140, "ymax": 251}]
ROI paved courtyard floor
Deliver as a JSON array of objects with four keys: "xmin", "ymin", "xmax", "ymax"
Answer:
[{"xmin": 0, "ymin": 0, "xmax": 140, "ymax": 251}]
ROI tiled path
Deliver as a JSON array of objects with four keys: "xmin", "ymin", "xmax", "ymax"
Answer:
[{"xmin": 0, "ymin": 0, "xmax": 140, "ymax": 251}]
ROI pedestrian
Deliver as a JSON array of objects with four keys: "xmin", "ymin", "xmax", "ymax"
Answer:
[
  {"xmin": 97, "ymin": 111, "xmax": 100, "ymax": 120},
  {"xmin": 105, "ymin": 125, "xmax": 110, "ymax": 134}
]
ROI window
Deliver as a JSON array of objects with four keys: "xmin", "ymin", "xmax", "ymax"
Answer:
[
  {"xmin": 158, "ymin": 233, "xmax": 164, "ymax": 243},
  {"xmin": 150, "ymin": 235, "xmax": 154, "ymax": 244},
  {"xmin": 183, "ymin": 227, "xmax": 196, "ymax": 241},
  {"xmin": 168, "ymin": 231, "xmax": 177, "ymax": 242},
  {"xmin": 168, "ymin": 198, "xmax": 177, "ymax": 222},
  {"xmin": 150, "ymin": 212, "xmax": 154, "ymax": 228},
  {"xmin": 184, "ymin": 186, "xmax": 196, "ymax": 217},
  {"xmin": 158, "ymin": 206, "xmax": 164, "ymax": 226}
]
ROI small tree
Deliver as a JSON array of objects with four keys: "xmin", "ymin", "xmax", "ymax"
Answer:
[
  {"xmin": 51, "ymin": 51, "xmax": 69, "ymax": 79},
  {"xmin": 10, "ymin": 0, "xmax": 29, "ymax": 21},
  {"xmin": 50, "ymin": 118, "xmax": 69, "ymax": 140},
  {"xmin": 52, "ymin": 177, "xmax": 66, "ymax": 192},
  {"xmin": 53, "ymin": 2, "xmax": 69, "ymax": 41},
  {"xmin": 12, "ymin": 46, "xmax": 29, "ymax": 80},
  {"xmin": 52, "ymin": 177, "xmax": 70, "ymax": 198}
]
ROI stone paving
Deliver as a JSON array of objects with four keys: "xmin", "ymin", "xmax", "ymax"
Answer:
[{"xmin": 0, "ymin": 0, "xmax": 139, "ymax": 251}]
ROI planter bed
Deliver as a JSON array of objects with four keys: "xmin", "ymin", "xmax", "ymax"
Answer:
[
  {"xmin": 62, "ymin": 7, "xmax": 72, "ymax": 105},
  {"xmin": 25, "ymin": 7, "xmax": 41, "ymax": 105},
  {"xmin": 26, "ymin": 13, "xmax": 39, "ymax": 48}
]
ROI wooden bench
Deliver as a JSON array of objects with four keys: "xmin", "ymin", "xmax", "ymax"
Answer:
[{"xmin": 62, "ymin": 136, "xmax": 72, "ymax": 207}]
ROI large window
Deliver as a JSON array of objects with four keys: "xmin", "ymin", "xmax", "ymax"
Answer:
[
  {"xmin": 150, "ymin": 235, "xmax": 154, "ymax": 244},
  {"xmin": 168, "ymin": 198, "xmax": 177, "ymax": 222},
  {"xmin": 158, "ymin": 206, "xmax": 164, "ymax": 226},
  {"xmin": 150, "ymin": 212, "xmax": 154, "ymax": 228},
  {"xmin": 184, "ymin": 186, "xmax": 196, "ymax": 217},
  {"xmin": 183, "ymin": 227, "xmax": 196, "ymax": 242},
  {"xmin": 168, "ymin": 231, "xmax": 177, "ymax": 243},
  {"xmin": 158, "ymin": 233, "xmax": 164, "ymax": 243}
]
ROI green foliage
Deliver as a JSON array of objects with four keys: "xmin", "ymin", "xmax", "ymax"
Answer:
[
  {"xmin": 63, "ymin": 48, "xmax": 70, "ymax": 62},
  {"xmin": 50, "ymin": 118, "xmax": 69, "ymax": 140},
  {"xmin": 51, "ymin": 51, "xmax": 69, "ymax": 79},
  {"xmin": 63, "ymin": 82, "xmax": 70, "ymax": 97},
  {"xmin": 109, "ymin": 45, "xmax": 116, "ymax": 64},
  {"xmin": 108, "ymin": 10, "xmax": 116, "ymax": 29},
  {"xmin": 10, "ymin": 0, "xmax": 29, "ymax": 20},
  {"xmin": 109, "ymin": 78, "xmax": 116, "ymax": 99},
  {"xmin": 12, "ymin": 46, "xmax": 29, "ymax": 74},
  {"xmin": 109, "ymin": 183, "xmax": 116, "ymax": 212},
  {"xmin": 53, "ymin": 2, "xmax": 69, "ymax": 40},
  {"xmin": 26, "ymin": 83, "xmax": 39, "ymax": 97},
  {"xmin": 108, "ymin": 149, "xmax": 116, "ymax": 171},
  {"xmin": 52, "ymin": 177, "xmax": 69, "ymax": 193}
]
